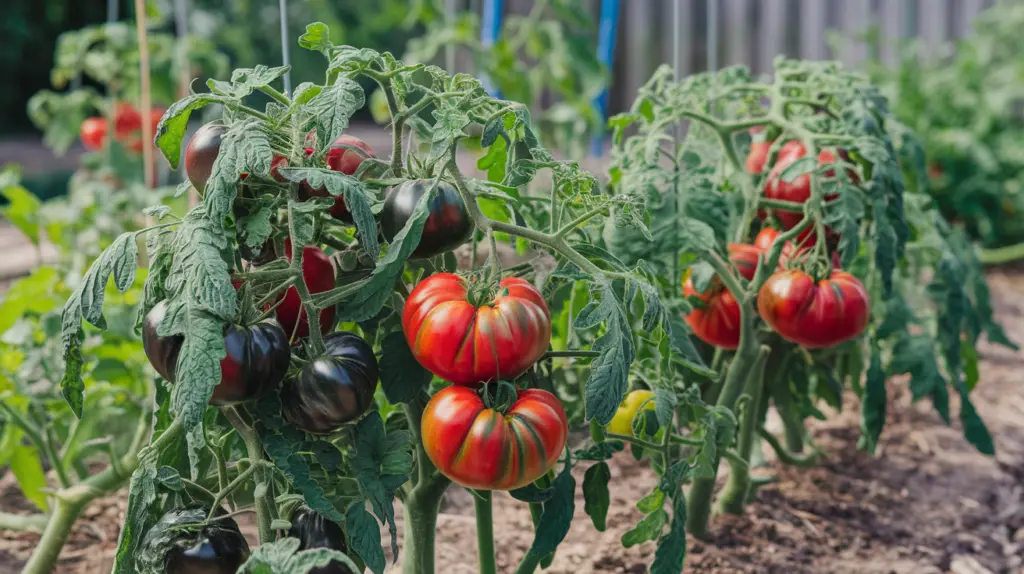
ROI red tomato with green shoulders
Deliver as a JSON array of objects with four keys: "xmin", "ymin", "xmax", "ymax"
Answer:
[
  {"xmin": 757, "ymin": 269, "xmax": 869, "ymax": 348},
  {"xmin": 421, "ymin": 385, "xmax": 568, "ymax": 490},
  {"xmin": 403, "ymin": 273, "xmax": 551, "ymax": 386}
]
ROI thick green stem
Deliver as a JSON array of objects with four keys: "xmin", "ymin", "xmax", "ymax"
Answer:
[
  {"xmin": 686, "ymin": 309, "xmax": 760, "ymax": 538},
  {"xmin": 515, "ymin": 553, "xmax": 543, "ymax": 574},
  {"xmin": 759, "ymin": 428, "xmax": 819, "ymax": 467},
  {"xmin": 223, "ymin": 408, "xmax": 272, "ymax": 544},
  {"xmin": 400, "ymin": 478, "xmax": 448, "ymax": 574},
  {"xmin": 783, "ymin": 417, "xmax": 805, "ymax": 454},
  {"xmin": 475, "ymin": 492, "xmax": 497, "ymax": 574},
  {"xmin": 716, "ymin": 345, "xmax": 771, "ymax": 515},
  {"xmin": 21, "ymin": 499, "xmax": 85, "ymax": 574},
  {"xmin": 0, "ymin": 512, "xmax": 48, "ymax": 533},
  {"xmin": 978, "ymin": 241, "xmax": 1024, "ymax": 265}
]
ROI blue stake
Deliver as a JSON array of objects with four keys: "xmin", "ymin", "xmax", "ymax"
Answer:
[
  {"xmin": 481, "ymin": 0, "xmax": 504, "ymax": 98},
  {"xmin": 591, "ymin": 0, "xmax": 620, "ymax": 157}
]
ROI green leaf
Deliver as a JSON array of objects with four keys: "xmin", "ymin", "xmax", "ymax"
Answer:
[
  {"xmin": 378, "ymin": 331, "xmax": 432, "ymax": 403},
  {"xmin": 351, "ymin": 412, "xmax": 412, "ymax": 561},
  {"xmin": 429, "ymin": 100, "xmax": 471, "ymax": 162},
  {"xmin": 523, "ymin": 459, "xmax": 575, "ymax": 560},
  {"xmin": 574, "ymin": 282, "xmax": 635, "ymax": 425},
  {"xmin": 238, "ymin": 206, "xmax": 274, "ymax": 250},
  {"xmin": 621, "ymin": 508, "xmax": 668, "ymax": 548},
  {"xmin": 201, "ymin": 122, "xmax": 271, "ymax": 224},
  {"xmin": 111, "ymin": 451, "xmax": 159, "ymax": 573},
  {"xmin": 573, "ymin": 441, "xmax": 624, "ymax": 462},
  {"xmin": 778, "ymin": 156, "xmax": 817, "ymax": 183},
  {"xmin": 155, "ymin": 94, "xmax": 230, "ymax": 168},
  {"xmin": 9, "ymin": 443, "xmax": 48, "ymax": 511},
  {"xmin": 582, "ymin": 462, "xmax": 610, "ymax": 531},
  {"xmin": 299, "ymin": 22, "xmax": 334, "ymax": 56},
  {"xmin": 262, "ymin": 428, "xmax": 344, "ymax": 521},
  {"xmin": 346, "ymin": 503, "xmax": 385, "ymax": 574},
  {"xmin": 209, "ymin": 65, "xmax": 290, "ymax": 99},
  {"xmin": 957, "ymin": 382, "xmax": 994, "ymax": 455},
  {"xmin": 650, "ymin": 486, "xmax": 687, "ymax": 574},
  {"xmin": 278, "ymin": 167, "xmax": 379, "ymax": 258},
  {"xmin": 309, "ymin": 77, "xmax": 365, "ymax": 154},
  {"xmin": 288, "ymin": 200, "xmax": 322, "ymax": 247},
  {"xmin": 635, "ymin": 488, "xmax": 666, "ymax": 514},
  {"xmin": 238, "ymin": 536, "xmax": 362, "ymax": 574},
  {"xmin": 857, "ymin": 345, "xmax": 887, "ymax": 454},
  {"xmin": 0, "ymin": 266, "xmax": 62, "ymax": 335},
  {"xmin": 509, "ymin": 482, "xmax": 555, "ymax": 503},
  {"xmin": 335, "ymin": 184, "xmax": 430, "ymax": 322},
  {"xmin": 0, "ymin": 182, "xmax": 42, "ymax": 245},
  {"xmin": 143, "ymin": 205, "xmax": 174, "ymax": 220}
]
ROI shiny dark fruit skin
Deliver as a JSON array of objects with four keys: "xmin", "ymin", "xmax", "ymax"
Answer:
[
  {"xmin": 141, "ymin": 507, "xmax": 249, "ymax": 574},
  {"xmin": 281, "ymin": 331, "xmax": 380, "ymax": 434},
  {"xmin": 142, "ymin": 300, "xmax": 291, "ymax": 406},
  {"xmin": 288, "ymin": 507, "xmax": 354, "ymax": 574},
  {"xmin": 380, "ymin": 180, "xmax": 473, "ymax": 259},
  {"xmin": 185, "ymin": 123, "xmax": 228, "ymax": 195}
]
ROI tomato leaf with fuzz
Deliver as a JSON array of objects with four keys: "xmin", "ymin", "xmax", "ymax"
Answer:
[
  {"xmin": 238, "ymin": 537, "xmax": 360, "ymax": 574},
  {"xmin": 278, "ymin": 167, "xmax": 378, "ymax": 258},
  {"xmin": 262, "ymin": 427, "xmax": 344, "ymax": 521},
  {"xmin": 523, "ymin": 458, "xmax": 575, "ymax": 560},
  {"xmin": 59, "ymin": 230, "xmax": 140, "ymax": 416},
  {"xmin": 111, "ymin": 449, "xmax": 159, "ymax": 573},
  {"xmin": 308, "ymin": 77, "xmax": 364, "ymax": 156},
  {"xmin": 335, "ymin": 185, "xmax": 429, "ymax": 322},
  {"xmin": 8, "ymin": 442, "xmax": 48, "ymax": 511},
  {"xmin": 650, "ymin": 473, "xmax": 688, "ymax": 574},
  {"xmin": 429, "ymin": 99, "xmax": 471, "ymax": 163},
  {"xmin": 888, "ymin": 333, "xmax": 950, "ymax": 424},
  {"xmin": 154, "ymin": 93, "xmax": 231, "ymax": 168},
  {"xmin": 575, "ymin": 281, "xmax": 634, "ymax": 425},
  {"xmin": 346, "ymin": 503, "xmax": 385, "ymax": 574},
  {"xmin": 298, "ymin": 22, "xmax": 333, "ymax": 56},
  {"xmin": 857, "ymin": 344, "xmax": 887, "ymax": 454},
  {"xmin": 287, "ymin": 199, "xmax": 325, "ymax": 248},
  {"xmin": 208, "ymin": 65, "xmax": 290, "ymax": 99},
  {"xmin": 0, "ymin": 182, "xmax": 42, "ymax": 245},
  {"xmin": 378, "ymin": 331, "xmax": 432, "ymax": 403},
  {"xmin": 238, "ymin": 206, "xmax": 273, "ymax": 250},
  {"xmin": 574, "ymin": 440, "xmax": 624, "ymax": 462},
  {"xmin": 622, "ymin": 509, "xmax": 668, "ymax": 547},
  {"xmin": 583, "ymin": 462, "xmax": 611, "ymax": 531},
  {"xmin": 351, "ymin": 412, "xmax": 412, "ymax": 562},
  {"xmin": 509, "ymin": 481, "xmax": 556, "ymax": 503}
]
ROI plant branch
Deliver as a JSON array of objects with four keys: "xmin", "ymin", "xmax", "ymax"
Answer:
[
  {"xmin": 222, "ymin": 407, "xmax": 272, "ymax": 543},
  {"xmin": 758, "ymin": 428, "xmax": 820, "ymax": 467},
  {"xmin": 0, "ymin": 512, "xmax": 49, "ymax": 533}
]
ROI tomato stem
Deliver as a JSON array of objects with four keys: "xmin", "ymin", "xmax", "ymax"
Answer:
[
  {"xmin": 716, "ymin": 344, "xmax": 771, "ymax": 515},
  {"xmin": 474, "ymin": 491, "xmax": 498, "ymax": 574},
  {"xmin": 758, "ymin": 427, "xmax": 820, "ymax": 467},
  {"xmin": 222, "ymin": 407, "xmax": 273, "ymax": 544}
]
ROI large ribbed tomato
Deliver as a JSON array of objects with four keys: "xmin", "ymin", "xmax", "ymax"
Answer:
[
  {"xmin": 402, "ymin": 273, "xmax": 551, "ymax": 386},
  {"xmin": 682, "ymin": 278, "xmax": 741, "ymax": 349},
  {"xmin": 421, "ymin": 386, "xmax": 568, "ymax": 490},
  {"xmin": 764, "ymin": 141, "xmax": 851, "ymax": 230},
  {"xmin": 757, "ymin": 269, "xmax": 869, "ymax": 348}
]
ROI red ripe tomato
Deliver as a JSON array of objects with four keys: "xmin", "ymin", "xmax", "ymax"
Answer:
[
  {"xmin": 764, "ymin": 141, "xmax": 851, "ymax": 230},
  {"xmin": 757, "ymin": 269, "xmax": 869, "ymax": 348},
  {"xmin": 753, "ymin": 227, "xmax": 782, "ymax": 251},
  {"xmin": 726, "ymin": 243, "xmax": 762, "ymax": 281},
  {"xmin": 403, "ymin": 274, "xmax": 551, "ymax": 386},
  {"xmin": 80, "ymin": 118, "xmax": 107, "ymax": 150},
  {"xmin": 300, "ymin": 135, "xmax": 375, "ymax": 221},
  {"xmin": 113, "ymin": 101, "xmax": 143, "ymax": 139},
  {"xmin": 421, "ymin": 386, "xmax": 568, "ymax": 490},
  {"xmin": 682, "ymin": 277, "xmax": 740, "ymax": 349},
  {"xmin": 273, "ymin": 239, "xmax": 337, "ymax": 340},
  {"xmin": 746, "ymin": 141, "xmax": 772, "ymax": 175}
]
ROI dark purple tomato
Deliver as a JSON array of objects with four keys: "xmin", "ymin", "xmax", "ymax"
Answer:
[
  {"xmin": 142, "ymin": 300, "xmax": 291, "ymax": 405},
  {"xmin": 139, "ymin": 507, "xmax": 249, "ymax": 574},
  {"xmin": 185, "ymin": 123, "xmax": 229, "ymax": 195},
  {"xmin": 380, "ymin": 179, "xmax": 473, "ymax": 259},
  {"xmin": 288, "ymin": 507, "xmax": 355, "ymax": 574},
  {"xmin": 281, "ymin": 331, "xmax": 379, "ymax": 434}
]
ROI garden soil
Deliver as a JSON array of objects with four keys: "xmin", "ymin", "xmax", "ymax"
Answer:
[{"xmin": 3, "ymin": 268, "xmax": 1024, "ymax": 574}]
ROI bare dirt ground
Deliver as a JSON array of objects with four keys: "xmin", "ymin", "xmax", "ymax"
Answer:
[{"xmin": 2, "ymin": 268, "xmax": 1023, "ymax": 573}]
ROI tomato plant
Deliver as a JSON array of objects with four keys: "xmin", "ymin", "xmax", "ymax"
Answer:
[
  {"xmin": 402, "ymin": 273, "xmax": 551, "ymax": 386},
  {"xmin": 32, "ymin": 21, "xmax": 1014, "ymax": 574},
  {"xmin": 421, "ymin": 386, "xmax": 568, "ymax": 490}
]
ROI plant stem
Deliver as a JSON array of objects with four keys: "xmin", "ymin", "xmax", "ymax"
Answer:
[
  {"xmin": 716, "ymin": 345, "xmax": 771, "ymax": 515},
  {"xmin": 400, "ymin": 477, "xmax": 448, "ymax": 574},
  {"xmin": 758, "ymin": 428, "xmax": 819, "ymax": 467},
  {"xmin": 222, "ymin": 407, "xmax": 272, "ymax": 543},
  {"xmin": 515, "ymin": 553, "xmax": 543, "ymax": 574},
  {"xmin": 783, "ymin": 416, "xmax": 806, "ymax": 454},
  {"xmin": 474, "ymin": 491, "xmax": 497, "ymax": 574},
  {"xmin": 542, "ymin": 350, "xmax": 600, "ymax": 359},
  {"xmin": 22, "ymin": 411, "xmax": 172, "ymax": 574},
  {"xmin": 207, "ymin": 462, "xmax": 260, "ymax": 520},
  {"xmin": 978, "ymin": 241, "xmax": 1024, "ymax": 265},
  {"xmin": 285, "ymin": 186, "xmax": 325, "ymax": 355},
  {"xmin": 0, "ymin": 512, "xmax": 48, "ymax": 533}
]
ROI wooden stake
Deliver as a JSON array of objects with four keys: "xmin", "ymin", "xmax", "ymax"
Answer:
[{"xmin": 133, "ymin": 0, "xmax": 155, "ymax": 192}]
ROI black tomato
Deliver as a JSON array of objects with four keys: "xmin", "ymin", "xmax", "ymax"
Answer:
[
  {"xmin": 138, "ymin": 507, "xmax": 249, "ymax": 574},
  {"xmin": 142, "ymin": 300, "xmax": 291, "ymax": 405},
  {"xmin": 281, "ymin": 331, "xmax": 379, "ymax": 434},
  {"xmin": 380, "ymin": 179, "xmax": 473, "ymax": 259},
  {"xmin": 184, "ymin": 123, "xmax": 228, "ymax": 195},
  {"xmin": 288, "ymin": 506, "xmax": 356, "ymax": 574}
]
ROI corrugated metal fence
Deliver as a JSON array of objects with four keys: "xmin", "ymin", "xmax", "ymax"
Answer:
[{"xmin": 487, "ymin": 0, "xmax": 1004, "ymax": 115}]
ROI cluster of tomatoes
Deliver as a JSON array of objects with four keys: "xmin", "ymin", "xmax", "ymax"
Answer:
[
  {"xmin": 683, "ymin": 134, "xmax": 870, "ymax": 351},
  {"xmin": 79, "ymin": 101, "xmax": 163, "ymax": 152},
  {"xmin": 143, "ymin": 121, "xmax": 571, "ymax": 493}
]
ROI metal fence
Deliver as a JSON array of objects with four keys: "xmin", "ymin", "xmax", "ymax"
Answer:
[{"xmin": 495, "ymin": 0, "xmax": 1004, "ymax": 114}]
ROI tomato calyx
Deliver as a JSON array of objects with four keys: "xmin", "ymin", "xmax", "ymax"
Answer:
[{"xmin": 479, "ymin": 379, "xmax": 519, "ymax": 414}]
